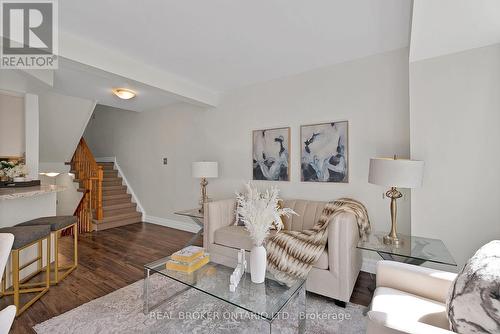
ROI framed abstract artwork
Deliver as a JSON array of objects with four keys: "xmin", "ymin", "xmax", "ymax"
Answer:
[
  {"xmin": 252, "ymin": 127, "xmax": 290, "ymax": 181},
  {"xmin": 300, "ymin": 121, "xmax": 348, "ymax": 183}
]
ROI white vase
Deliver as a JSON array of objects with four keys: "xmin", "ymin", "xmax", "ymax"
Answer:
[{"xmin": 250, "ymin": 245, "xmax": 266, "ymax": 283}]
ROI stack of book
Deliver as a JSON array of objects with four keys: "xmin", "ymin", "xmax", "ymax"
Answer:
[{"xmin": 166, "ymin": 246, "xmax": 210, "ymax": 274}]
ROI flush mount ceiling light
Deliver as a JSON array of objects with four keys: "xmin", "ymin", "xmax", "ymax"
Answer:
[{"xmin": 112, "ymin": 88, "xmax": 136, "ymax": 100}]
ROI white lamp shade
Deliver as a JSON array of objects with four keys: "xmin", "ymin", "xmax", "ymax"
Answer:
[
  {"xmin": 369, "ymin": 158, "xmax": 424, "ymax": 188},
  {"xmin": 192, "ymin": 162, "xmax": 218, "ymax": 178}
]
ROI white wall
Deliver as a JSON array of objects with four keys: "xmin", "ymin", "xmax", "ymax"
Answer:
[
  {"xmin": 198, "ymin": 48, "xmax": 412, "ymax": 235},
  {"xmin": 40, "ymin": 173, "xmax": 82, "ymax": 216},
  {"xmin": 85, "ymin": 48, "xmax": 412, "ymax": 255},
  {"xmin": 410, "ymin": 0, "xmax": 500, "ymax": 62},
  {"xmin": 24, "ymin": 93, "xmax": 39, "ymax": 179},
  {"xmin": 410, "ymin": 43, "xmax": 500, "ymax": 269},
  {"xmin": 84, "ymin": 103, "xmax": 206, "ymax": 227},
  {"xmin": 0, "ymin": 92, "xmax": 24, "ymax": 157},
  {"xmin": 39, "ymin": 91, "xmax": 96, "ymax": 164}
]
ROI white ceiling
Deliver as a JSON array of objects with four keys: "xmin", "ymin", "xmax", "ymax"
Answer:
[
  {"xmin": 60, "ymin": 0, "xmax": 412, "ymax": 92},
  {"xmin": 54, "ymin": 59, "xmax": 180, "ymax": 112},
  {"xmin": 410, "ymin": 0, "xmax": 500, "ymax": 62}
]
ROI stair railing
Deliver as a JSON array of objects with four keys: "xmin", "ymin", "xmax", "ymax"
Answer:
[
  {"xmin": 71, "ymin": 138, "xmax": 103, "ymax": 232},
  {"xmin": 74, "ymin": 189, "xmax": 91, "ymax": 233}
]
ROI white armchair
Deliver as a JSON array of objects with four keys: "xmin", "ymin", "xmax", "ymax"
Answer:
[
  {"xmin": 0, "ymin": 233, "xmax": 16, "ymax": 334},
  {"xmin": 367, "ymin": 260, "xmax": 457, "ymax": 334}
]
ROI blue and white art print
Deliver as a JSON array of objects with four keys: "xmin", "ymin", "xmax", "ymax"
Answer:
[
  {"xmin": 253, "ymin": 127, "xmax": 290, "ymax": 181},
  {"xmin": 301, "ymin": 121, "xmax": 348, "ymax": 183}
]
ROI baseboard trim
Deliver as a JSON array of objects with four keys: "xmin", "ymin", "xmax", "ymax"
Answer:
[
  {"xmin": 145, "ymin": 215, "xmax": 200, "ymax": 234},
  {"xmin": 361, "ymin": 257, "xmax": 378, "ymax": 274}
]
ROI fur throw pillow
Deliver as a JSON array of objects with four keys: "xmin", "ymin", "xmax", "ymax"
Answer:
[{"xmin": 447, "ymin": 240, "xmax": 500, "ymax": 333}]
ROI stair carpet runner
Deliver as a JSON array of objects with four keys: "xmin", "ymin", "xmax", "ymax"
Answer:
[{"xmin": 73, "ymin": 162, "xmax": 142, "ymax": 231}]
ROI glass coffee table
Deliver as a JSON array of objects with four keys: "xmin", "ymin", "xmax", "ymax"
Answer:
[{"xmin": 144, "ymin": 256, "xmax": 306, "ymax": 333}]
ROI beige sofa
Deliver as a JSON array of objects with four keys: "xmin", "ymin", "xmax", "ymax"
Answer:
[
  {"xmin": 367, "ymin": 261, "xmax": 457, "ymax": 334},
  {"xmin": 203, "ymin": 198, "xmax": 362, "ymax": 303}
]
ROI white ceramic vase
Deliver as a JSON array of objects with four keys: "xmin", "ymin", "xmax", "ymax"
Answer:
[{"xmin": 250, "ymin": 245, "xmax": 266, "ymax": 283}]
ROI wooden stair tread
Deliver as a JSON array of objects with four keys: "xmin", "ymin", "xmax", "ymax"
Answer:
[
  {"xmin": 103, "ymin": 185, "xmax": 127, "ymax": 191},
  {"xmin": 103, "ymin": 207, "xmax": 137, "ymax": 217},
  {"xmin": 99, "ymin": 165, "xmax": 115, "ymax": 170},
  {"xmin": 103, "ymin": 193, "xmax": 132, "ymax": 200},
  {"xmin": 71, "ymin": 146, "xmax": 141, "ymax": 232},
  {"xmin": 91, "ymin": 215, "xmax": 142, "ymax": 231},
  {"xmin": 103, "ymin": 177, "xmax": 122, "ymax": 181},
  {"xmin": 103, "ymin": 202, "xmax": 136, "ymax": 211},
  {"xmin": 97, "ymin": 211, "xmax": 141, "ymax": 223}
]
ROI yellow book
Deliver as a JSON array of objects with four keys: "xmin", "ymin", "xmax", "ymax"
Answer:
[
  {"xmin": 171, "ymin": 246, "xmax": 205, "ymax": 263},
  {"xmin": 166, "ymin": 254, "xmax": 210, "ymax": 273}
]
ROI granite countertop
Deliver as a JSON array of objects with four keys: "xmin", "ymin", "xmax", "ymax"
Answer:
[{"xmin": 0, "ymin": 185, "xmax": 66, "ymax": 200}]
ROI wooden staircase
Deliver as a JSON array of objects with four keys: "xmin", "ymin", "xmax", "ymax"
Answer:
[
  {"xmin": 70, "ymin": 138, "xmax": 141, "ymax": 232},
  {"xmin": 93, "ymin": 162, "xmax": 142, "ymax": 230}
]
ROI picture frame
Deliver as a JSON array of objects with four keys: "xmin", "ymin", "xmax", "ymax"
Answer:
[
  {"xmin": 300, "ymin": 121, "xmax": 349, "ymax": 183},
  {"xmin": 252, "ymin": 127, "xmax": 290, "ymax": 181}
]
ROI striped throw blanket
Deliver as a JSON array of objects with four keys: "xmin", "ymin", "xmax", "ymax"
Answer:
[{"xmin": 267, "ymin": 198, "xmax": 370, "ymax": 286}]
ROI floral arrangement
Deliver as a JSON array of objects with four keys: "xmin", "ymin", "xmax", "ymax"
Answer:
[
  {"xmin": 0, "ymin": 160, "xmax": 29, "ymax": 180},
  {"xmin": 236, "ymin": 182, "xmax": 296, "ymax": 246}
]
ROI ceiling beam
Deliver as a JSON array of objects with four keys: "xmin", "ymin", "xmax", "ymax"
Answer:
[{"xmin": 58, "ymin": 31, "xmax": 219, "ymax": 107}]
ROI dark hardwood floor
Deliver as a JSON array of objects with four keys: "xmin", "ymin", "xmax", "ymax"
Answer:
[{"xmin": 1, "ymin": 222, "xmax": 374, "ymax": 334}]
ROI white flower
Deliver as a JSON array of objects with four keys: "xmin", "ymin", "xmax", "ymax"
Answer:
[
  {"xmin": 0, "ymin": 162, "xmax": 29, "ymax": 179},
  {"xmin": 236, "ymin": 182, "xmax": 297, "ymax": 246}
]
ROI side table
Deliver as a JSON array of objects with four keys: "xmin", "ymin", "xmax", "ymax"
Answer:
[
  {"xmin": 357, "ymin": 231, "xmax": 457, "ymax": 267},
  {"xmin": 174, "ymin": 209, "xmax": 204, "ymax": 247},
  {"xmin": 357, "ymin": 231, "xmax": 457, "ymax": 314}
]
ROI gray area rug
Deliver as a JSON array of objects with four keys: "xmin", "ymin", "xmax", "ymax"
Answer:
[{"xmin": 34, "ymin": 275, "xmax": 367, "ymax": 334}]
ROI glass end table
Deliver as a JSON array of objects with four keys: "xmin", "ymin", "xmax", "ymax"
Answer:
[
  {"xmin": 174, "ymin": 209, "xmax": 204, "ymax": 247},
  {"xmin": 357, "ymin": 232, "xmax": 456, "ymax": 266},
  {"xmin": 144, "ymin": 256, "xmax": 306, "ymax": 333}
]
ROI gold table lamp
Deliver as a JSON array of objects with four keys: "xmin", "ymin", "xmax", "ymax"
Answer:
[
  {"xmin": 192, "ymin": 161, "xmax": 218, "ymax": 214},
  {"xmin": 368, "ymin": 156, "xmax": 424, "ymax": 245}
]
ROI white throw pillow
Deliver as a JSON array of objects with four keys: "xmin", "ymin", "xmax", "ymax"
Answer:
[{"xmin": 447, "ymin": 240, "xmax": 500, "ymax": 333}]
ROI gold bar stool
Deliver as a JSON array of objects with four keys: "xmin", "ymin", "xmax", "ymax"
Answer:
[
  {"xmin": 0, "ymin": 225, "xmax": 51, "ymax": 316},
  {"xmin": 16, "ymin": 216, "xmax": 78, "ymax": 285}
]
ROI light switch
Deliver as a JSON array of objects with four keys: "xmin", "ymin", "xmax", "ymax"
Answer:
[{"xmin": 163, "ymin": 158, "xmax": 168, "ymax": 165}]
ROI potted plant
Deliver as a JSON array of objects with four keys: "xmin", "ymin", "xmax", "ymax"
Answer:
[{"xmin": 236, "ymin": 182, "xmax": 296, "ymax": 283}]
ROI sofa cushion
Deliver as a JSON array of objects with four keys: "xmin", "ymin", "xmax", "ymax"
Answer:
[
  {"xmin": 214, "ymin": 225, "xmax": 277, "ymax": 251},
  {"xmin": 372, "ymin": 287, "xmax": 450, "ymax": 330},
  {"xmin": 0, "ymin": 226, "xmax": 51, "ymax": 250},
  {"xmin": 214, "ymin": 225, "xmax": 329, "ymax": 269},
  {"xmin": 281, "ymin": 199, "xmax": 327, "ymax": 231},
  {"xmin": 17, "ymin": 216, "xmax": 77, "ymax": 231}
]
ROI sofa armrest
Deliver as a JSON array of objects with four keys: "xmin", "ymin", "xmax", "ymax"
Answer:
[
  {"xmin": 327, "ymin": 212, "xmax": 362, "ymax": 301},
  {"xmin": 367, "ymin": 311, "xmax": 455, "ymax": 334},
  {"xmin": 376, "ymin": 261, "xmax": 457, "ymax": 304},
  {"xmin": 203, "ymin": 199, "xmax": 236, "ymax": 248}
]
